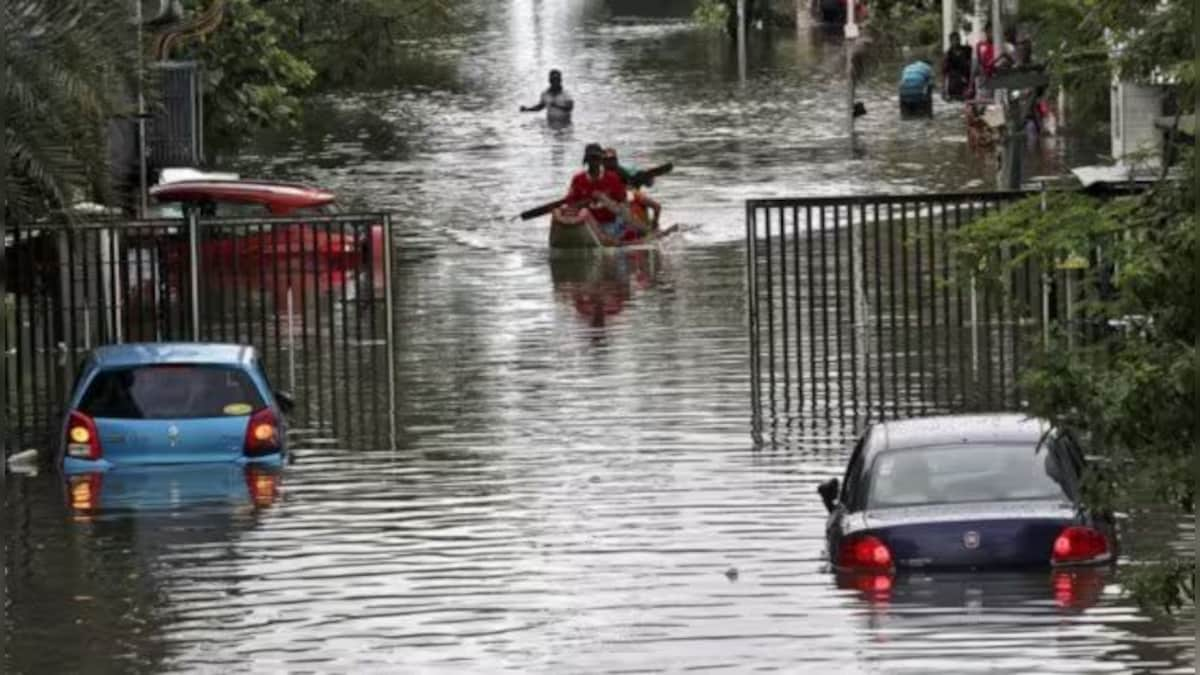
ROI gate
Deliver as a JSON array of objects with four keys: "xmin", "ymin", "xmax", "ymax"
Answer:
[
  {"xmin": 2, "ymin": 212, "xmax": 397, "ymax": 456},
  {"xmin": 746, "ymin": 190, "xmax": 1078, "ymax": 441}
]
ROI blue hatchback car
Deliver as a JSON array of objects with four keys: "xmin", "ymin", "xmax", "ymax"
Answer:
[
  {"xmin": 819, "ymin": 414, "xmax": 1115, "ymax": 575},
  {"xmin": 58, "ymin": 343, "xmax": 293, "ymax": 473}
]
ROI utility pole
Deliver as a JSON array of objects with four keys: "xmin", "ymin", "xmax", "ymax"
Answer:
[
  {"xmin": 845, "ymin": 0, "xmax": 858, "ymax": 150},
  {"xmin": 136, "ymin": 0, "xmax": 148, "ymax": 218},
  {"xmin": 737, "ymin": 0, "xmax": 747, "ymax": 83}
]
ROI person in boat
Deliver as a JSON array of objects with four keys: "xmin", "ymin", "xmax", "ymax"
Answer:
[
  {"xmin": 564, "ymin": 143, "xmax": 629, "ymax": 244},
  {"xmin": 602, "ymin": 147, "xmax": 637, "ymax": 186},
  {"xmin": 520, "ymin": 69, "xmax": 574, "ymax": 126},
  {"xmin": 602, "ymin": 148, "xmax": 663, "ymax": 239},
  {"xmin": 898, "ymin": 58, "xmax": 935, "ymax": 118}
]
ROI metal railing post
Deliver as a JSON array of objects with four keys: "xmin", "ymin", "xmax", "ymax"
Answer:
[
  {"xmin": 187, "ymin": 209, "xmax": 201, "ymax": 341},
  {"xmin": 970, "ymin": 273, "xmax": 980, "ymax": 382},
  {"xmin": 382, "ymin": 214, "xmax": 398, "ymax": 452}
]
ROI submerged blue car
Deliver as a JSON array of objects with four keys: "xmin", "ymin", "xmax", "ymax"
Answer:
[
  {"xmin": 59, "ymin": 343, "xmax": 293, "ymax": 473},
  {"xmin": 819, "ymin": 414, "xmax": 1115, "ymax": 575}
]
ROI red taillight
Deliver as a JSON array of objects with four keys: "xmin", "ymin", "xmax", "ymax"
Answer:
[
  {"xmin": 65, "ymin": 411, "xmax": 102, "ymax": 460},
  {"xmin": 243, "ymin": 408, "xmax": 280, "ymax": 455},
  {"xmin": 838, "ymin": 534, "xmax": 894, "ymax": 571},
  {"xmin": 1051, "ymin": 526, "xmax": 1110, "ymax": 565}
]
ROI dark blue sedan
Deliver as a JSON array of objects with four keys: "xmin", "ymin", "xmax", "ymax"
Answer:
[{"xmin": 819, "ymin": 414, "xmax": 1115, "ymax": 575}]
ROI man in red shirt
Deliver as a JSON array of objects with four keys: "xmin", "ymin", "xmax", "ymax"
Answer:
[{"xmin": 564, "ymin": 143, "xmax": 629, "ymax": 243}]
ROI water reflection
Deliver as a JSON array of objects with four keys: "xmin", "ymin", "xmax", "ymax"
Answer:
[
  {"xmin": 550, "ymin": 249, "xmax": 668, "ymax": 329},
  {"xmin": 838, "ymin": 569, "xmax": 1109, "ymax": 615},
  {"xmin": 63, "ymin": 464, "xmax": 282, "ymax": 520}
]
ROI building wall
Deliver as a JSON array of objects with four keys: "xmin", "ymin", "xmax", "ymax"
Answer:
[{"xmin": 1111, "ymin": 81, "xmax": 1166, "ymax": 165}]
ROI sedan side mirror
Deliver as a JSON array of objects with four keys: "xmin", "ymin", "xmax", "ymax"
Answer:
[
  {"xmin": 817, "ymin": 478, "xmax": 840, "ymax": 514},
  {"xmin": 274, "ymin": 390, "xmax": 296, "ymax": 415}
]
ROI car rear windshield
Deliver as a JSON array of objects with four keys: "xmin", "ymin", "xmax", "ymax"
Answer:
[
  {"xmin": 79, "ymin": 365, "xmax": 265, "ymax": 419},
  {"xmin": 866, "ymin": 443, "xmax": 1071, "ymax": 509}
]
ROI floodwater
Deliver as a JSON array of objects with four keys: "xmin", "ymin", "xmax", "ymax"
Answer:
[{"xmin": 3, "ymin": 1, "xmax": 1193, "ymax": 673}]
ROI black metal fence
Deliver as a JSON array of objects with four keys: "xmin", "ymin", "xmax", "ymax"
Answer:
[
  {"xmin": 149, "ymin": 61, "xmax": 203, "ymax": 168},
  {"xmin": 2, "ymin": 212, "xmax": 397, "ymax": 455},
  {"xmin": 746, "ymin": 190, "xmax": 1090, "ymax": 439}
]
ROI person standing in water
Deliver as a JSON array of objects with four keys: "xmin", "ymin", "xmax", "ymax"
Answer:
[
  {"xmin": 898, "ymin": 59, "xmax": 935, "ymax": 118},
  {"xmin": 520, "ymin": 69, "xmax": 574, "ymax": 126},
  {"xmin": 942, "ymin": 32, "xmax": 972, "ymax": 101}
]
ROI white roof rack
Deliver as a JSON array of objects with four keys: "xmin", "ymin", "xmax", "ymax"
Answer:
[{"xmin": 157, "ymin": 167, "xmax": 240, "ymax": 185}]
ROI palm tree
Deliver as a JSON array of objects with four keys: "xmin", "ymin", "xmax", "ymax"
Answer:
[{"xmin": 4, "ymin": 0, "xmax": 143, "ymax": 220}]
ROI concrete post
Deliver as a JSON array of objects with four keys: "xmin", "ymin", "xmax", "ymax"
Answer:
[
  {"xmin": 845, "ymin": 0, "xmax": 858, "ymax": 149},
  {"xmin": 942, "ymin": 0, "xmax": 955, "ymax": 54}
]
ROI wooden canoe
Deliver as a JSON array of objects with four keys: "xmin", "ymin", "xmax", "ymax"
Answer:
[{"xmin": 548, "ymin": 208, "xmax": 677, "ymax": 250}]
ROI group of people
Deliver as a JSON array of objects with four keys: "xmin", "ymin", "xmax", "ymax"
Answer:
[
  {"xmin": 896, "ymin": 25, "xmax": 1055, "ymax": 144},
  {"xmin": 520, "ymin": 69, "xmax": 665, "ymax": 245}
]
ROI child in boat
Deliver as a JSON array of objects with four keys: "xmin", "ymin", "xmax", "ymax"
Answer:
[
  {"xmin": 627, "ymin": 181, "xmax": 661, "ymax": 237},
  {"xmin": 603, "ymin": 148, "xmax": 662, "ymax": 240}
]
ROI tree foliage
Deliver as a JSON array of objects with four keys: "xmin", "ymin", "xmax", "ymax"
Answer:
[
  {"xmin": 172, "ymin": 0, "xmax": 464, "ymax": 157},
  {"xmin": 954, "ymin": 164, "xmax": 1196, "ymax": 612},
  {"xmin": 4, "ymin": 0, "xmax": 141, "ymax": 217}
]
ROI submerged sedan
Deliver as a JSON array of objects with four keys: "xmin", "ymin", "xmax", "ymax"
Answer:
[
  {"xmin": 819, "ymin": 414, "xmax": 1115, "ymax": 574},
  {"xmin": 58, "ymin": 343, "xmax": 293, "ymax": 473}
]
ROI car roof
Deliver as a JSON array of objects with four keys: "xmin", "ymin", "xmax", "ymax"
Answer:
[
  {"xmin": 88, "ymin": 343, "xmax": 257, "ymax": 369},
  {"xmin": 865, "ymin": 413, "xmax": 1052, "ymax": 460},
  {"xmin": 148, "ymin": 180, "xmax": 336, "ymax": 209}
]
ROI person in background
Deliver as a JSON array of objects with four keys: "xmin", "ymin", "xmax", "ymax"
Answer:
[
  {"xmin": 942, "ymin": 32, "xmax": 972, "ymax": 101},
  {"xmin": 898, "ymin": 58, "xmax": 935, "ymax": 118},
  {"xmin": 564, "ymin": 143, "xmax": 628, "ymax": 244},
  {"xmin": 520, "ymin": 69, "xmax": 574, "ymax": 126},
  {"xmin": 973, "ymin": 23, "xmax": 997, "ymax": 97}
]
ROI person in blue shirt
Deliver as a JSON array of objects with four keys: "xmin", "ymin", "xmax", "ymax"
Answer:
[{"xmin": 898, "ymin": 59, "xmax": 935, "ymax": 118}]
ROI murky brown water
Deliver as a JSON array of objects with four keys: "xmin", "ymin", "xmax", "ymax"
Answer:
[{"xmin": 3, "ymin": 1, "xmax": 1193, "ymax": 673}]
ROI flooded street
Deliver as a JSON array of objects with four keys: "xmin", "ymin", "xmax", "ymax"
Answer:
[{"xmin": 3, "ymin": 1, "xmax": 1193, "ymax": 673}]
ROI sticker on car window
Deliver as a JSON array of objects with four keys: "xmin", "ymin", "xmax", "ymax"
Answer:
[{"xmin": 223, "ymin": 403, "xmax": 253, "ymax": 416}]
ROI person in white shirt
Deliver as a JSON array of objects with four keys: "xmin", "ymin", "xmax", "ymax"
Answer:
[{"xmin": 520, "ymin": 69, "xmax": 574, "ymax": 126}]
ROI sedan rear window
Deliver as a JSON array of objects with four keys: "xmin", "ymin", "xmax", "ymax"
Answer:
[
  {"xmin": 79, "ymin": 365, "xmax": 265, "ymax": 419},
  {"xmin": 866, "ymin": 444, "xmax": 1071, "ymax": 509}
]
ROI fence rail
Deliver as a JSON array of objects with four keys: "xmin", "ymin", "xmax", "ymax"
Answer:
[
  {"xmin": 2, "ymin": 212, "xmax": 397, "ymax": 456},
  {"xmin": 746, "ymin": 190, "xmax": 1091, "ymax": 442}
]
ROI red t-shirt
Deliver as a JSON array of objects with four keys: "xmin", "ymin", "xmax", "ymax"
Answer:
[
  {"xmin": 977, "ymin": 40, "xmax": 996, "ymax": 78},
  {"xmin": 565, "ymin": 169, "xmax": 627, "ymax": 223}
]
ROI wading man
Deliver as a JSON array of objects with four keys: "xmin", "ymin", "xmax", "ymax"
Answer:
[{"xmin": 520, "ymin": 69, "xmax": 574, "ymax": 127}]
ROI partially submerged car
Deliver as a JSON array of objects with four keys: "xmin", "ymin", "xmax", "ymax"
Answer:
[
  {"xmin": 819, "ymin": 413, "xmax": 1115, "ymax": 576},
  {"xmin": 148, "ymin": 168, "xmax": 383, "ymax": 265},
  {"xmin": 59, "ymin": 343, "xmax": 293, "ymax": 473}
]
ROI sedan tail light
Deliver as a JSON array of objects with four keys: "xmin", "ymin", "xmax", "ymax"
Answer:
[
  {"xmin": 243, "ymin": 408, "xmax": 280, "ymax": 455},
  {"xmin": 1051, "ymin": 526, "xmax": 1111, "ymax": 565},
  {"xmin": 837, "ymin": 534, "xmax": 894, "ymax": 571},
  {"xmin": 65, "ymin": 410, "xmax": 102, "ymax": 460}
]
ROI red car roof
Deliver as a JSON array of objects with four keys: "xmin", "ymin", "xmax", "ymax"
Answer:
[{"xmin": 149, "ymin": 180, "xmax": 336, "ymax": 211}]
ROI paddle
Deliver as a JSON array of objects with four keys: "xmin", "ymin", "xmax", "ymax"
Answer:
[{"xmin": 519, "ymin": 162, "xmax": 675, "ymax": 221}]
